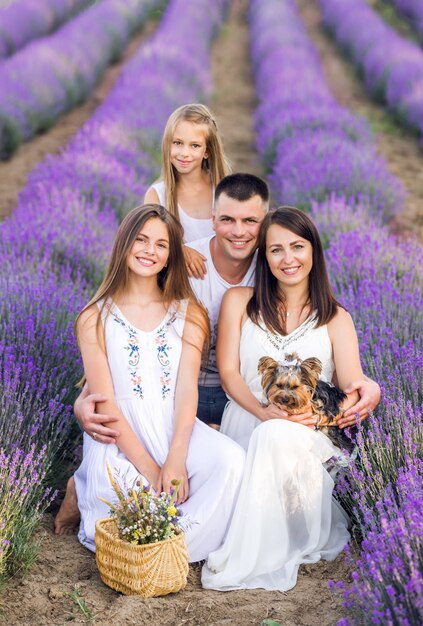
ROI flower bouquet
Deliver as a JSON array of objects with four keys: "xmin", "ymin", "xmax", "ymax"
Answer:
[{"xmin": 95, "ymin": 464, "xmax": 189, "ymax": 597}]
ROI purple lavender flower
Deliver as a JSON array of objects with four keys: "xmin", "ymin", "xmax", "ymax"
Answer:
[
  {"xmin": 0, "ymin": 0, "xmax": 164, "ymax": 157},
  {"xmin": 319, "ymin": 0, "xmax": 423, "ymax": 138},
  {"xmin": 0, "ymin": 0, "xmax": 92, "ymax": 59},
  {"xmin": 249, "ymin": 0, "xmax": 404, "ymax": 220}
]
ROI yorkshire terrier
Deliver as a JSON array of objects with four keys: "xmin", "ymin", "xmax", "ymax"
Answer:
[{"xmin": 258, "ymin": 352, "xmax": 355, "ymax": 453}]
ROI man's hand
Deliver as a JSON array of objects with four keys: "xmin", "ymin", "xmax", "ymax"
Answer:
[
  {"xmin": 338, "ymin": 377, "xmax": 381, "ymax": 428},
  {"xmin": 74, "ymin": 392, "xmax": 120, "ymax": 444}
]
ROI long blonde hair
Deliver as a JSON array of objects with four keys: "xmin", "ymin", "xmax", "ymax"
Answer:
[
  {"xmin": 161, "ymin": 103, "xmax": 231, "ymax": 219},
  {"xmin": 76, "ymin": 204, "xmax": 210, "ymax": 350}
]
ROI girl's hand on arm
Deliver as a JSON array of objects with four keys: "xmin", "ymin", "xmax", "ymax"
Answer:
[
  {"xmin": 78, "ymin": 307, "xmax": 161, "ymax": 483},
  {"xmin": 166, "ymin": 301, "xmax": 206, "ymax": 503},
  {"xmin": 183, "ymin": 245, "xmax": 207, "ymax": 279}
]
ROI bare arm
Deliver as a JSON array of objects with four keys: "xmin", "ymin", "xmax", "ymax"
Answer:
[
  {"xmin": 78, "ymin": 306, "xmax": 161, "ymax": 489},
  {"xmin": 74, "ymin": 385, "xmax": 120, "ymax": 444},
  {"xmin": 160, "ymin": 302, "xmax": 206, "ymax": 502},
  {"xmin": 217, "ymin": 288, "xmax": 293, "ymax": 423},
  {"xmin": 144, "ymin": 186, "xmax": 160, "ymax": 204},
  {"xmin": 328, "ymin": 308, "xmax": 376, "ymax": 428},
  {"xmin": 340, "ymin": 376, "xmax": 380, "ymax": 423}
]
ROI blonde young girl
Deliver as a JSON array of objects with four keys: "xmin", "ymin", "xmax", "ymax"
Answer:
[
  {"xmin": 144, "ymin": 103, "xmax": 231, "ymax": 278},
  {"xmin": 63, "ymin": 204, "xmax": 244, "ymax": 561}
]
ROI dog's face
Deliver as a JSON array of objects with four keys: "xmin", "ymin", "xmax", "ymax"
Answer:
[{"xmin": 258, "ymin": 353, "xmax": 322, "ymax": 412}]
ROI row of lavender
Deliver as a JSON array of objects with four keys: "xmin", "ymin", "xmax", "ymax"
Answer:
[
  {"xmin": 319, "ymin": 0, "xmax": 423, "ymax": 140},
  {"xmin": 0, "ymin": 0, "xmax": 162, "ymax": 158},
  {"xmin": 249, "ymin": 1, "xmax": 422, "ymax": 624},
  {"xmin": 0, "ymin": 0, "xmax": 229, "ymax": 578},
  {"xmin": 0, "ymin": 0, "xmax": 92, "ymax": 59},
  {"xmin": 389, "ymin": 0, "xmax": 423, "ymax": 39}
]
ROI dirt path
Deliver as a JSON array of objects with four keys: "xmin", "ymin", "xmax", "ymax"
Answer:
[
  {"xmin": 0, "ymin": 4, "xmax": 348, "ymax": 626},
  {"xmin": 296, "ymin": 0, "xmax": 423, "ymax": 240},
  {"xmin": 211, "ymin": 1, "xmax": 264, "ymax": 177},
  {"xmin": 0, "ymin": 21, "xmax": 156, "ymax": 221}
]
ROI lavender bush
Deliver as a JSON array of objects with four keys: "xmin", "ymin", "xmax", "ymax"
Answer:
[
  {"xmin": 311, "ymin": 177, "xmax": 422, "ymax": 626},
  {"xmin": 0, "ymin": 0, "xmax": 163, "ymax": 158},
  {"xmin": 0, "ymin": 0, "xmax": 228, "ymax": 581},
  {"xmin": 332, "ymin": 461, "xmax": 423, "ymax": 626},
  {"xmin": 389, "ymin": 0, "xmax": 423, "ymax": 39},
  {"xmin": 320, "ymin": 0, "xmax": 423, "ymax": 138},
  {"xmin": 0, "ymin": 445, "xmax": 56, "ymax": 578},
  {"xmin": 249, "ymin": 0, "xmax": 404, "ymax": 220},
  {"xmin": 249, "ymin": 1, "xmax": 422, "ymax": 622},
  {"xmin": 0, "ymin": 0, "xmax": 92, "ymax": 59}
]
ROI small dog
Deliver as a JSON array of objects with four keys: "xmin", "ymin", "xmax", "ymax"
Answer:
[{"xmin": 258, "ymin": 352, "xmax": 355, "ymax": 452}]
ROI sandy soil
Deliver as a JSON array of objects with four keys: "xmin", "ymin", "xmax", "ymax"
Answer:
[
  {"xmin": 0, "ymin": 515, "xmax": 350, "ymax": 626},
  {"xmin": 297, "ymin": 0, "xmax": 423, "ymax": 241}
]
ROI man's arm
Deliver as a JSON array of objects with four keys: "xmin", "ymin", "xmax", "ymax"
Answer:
[
  {"xmin": 74, "ymin": 384, "xmax": 120, "ymax": 444},
  {"xmin": 337, "ymin": 376, "xmax": 381, "ymax": 428}
]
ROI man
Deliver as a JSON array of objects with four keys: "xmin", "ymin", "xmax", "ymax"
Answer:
[{"xmin": 55, "ymin": 173, "xmax": 379, "ymax": 532}]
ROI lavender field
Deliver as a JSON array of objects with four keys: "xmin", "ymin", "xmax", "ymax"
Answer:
[{"xmin": 0, "ymin": 0, "xmax": 422, "ymax": 624}]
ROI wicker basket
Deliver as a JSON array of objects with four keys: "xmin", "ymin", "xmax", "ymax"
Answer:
[{"xmin": 95, "ymin": 517, "xmax": 189, "ymax": 597}]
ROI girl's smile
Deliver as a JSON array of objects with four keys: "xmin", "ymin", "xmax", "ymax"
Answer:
[
  {"xmin": 170, "ymin": 120, "xmax": 209, "ymax": 175},
  {"xmin": 128, "ymin": 218, "xmax": 169, "ymax": 276}
]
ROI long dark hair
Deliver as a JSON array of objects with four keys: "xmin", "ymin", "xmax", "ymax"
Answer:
[
  {"xmin": 247, "ymin": 206, "xmax": 342, "ymax": 335},
  {"xmin": 77, "ymin": 204, "xmax": 210, "ymax": 348}
]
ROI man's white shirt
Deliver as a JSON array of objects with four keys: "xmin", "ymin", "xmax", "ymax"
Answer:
[{"xmin": 188, "ymin": 236, "xmax": 256, "ymax": 386}]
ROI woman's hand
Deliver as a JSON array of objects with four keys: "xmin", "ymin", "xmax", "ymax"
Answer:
[
  {"xmin": 338, "ymin": 378, "xmax": 380, "ymax": 428},
  {"xmin": 259, "ymin": 403, "xmax": 316, "ymax": 428},
  {"xmin": 183, "ymin": 245, "xmax": 207, "ymax": 279},
  {"xmin": 160, "ymin": 450, "xmax": 189, "ymax": 504},
  {"xmin": 143, "ymin": 460, "xmax": 162, "ymax": 495},
  {"xmin": 258, "ymin": 403, "xmax": 288, "ymax": 421}
]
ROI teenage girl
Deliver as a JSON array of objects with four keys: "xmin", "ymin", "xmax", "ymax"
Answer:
[
  {"xmin": 59, "ymin": 204, "xmax": 245, "ymax": 560},
  {"xmin": 144, "ymin": 103, "xmax": 231, "ymax": 279}
]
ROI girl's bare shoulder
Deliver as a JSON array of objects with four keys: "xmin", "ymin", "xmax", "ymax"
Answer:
[{"xmin": 77, "ymin": 303, "xmax": 100, "ymax": 333}]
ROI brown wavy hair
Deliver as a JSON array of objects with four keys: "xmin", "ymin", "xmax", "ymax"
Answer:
[
  {"xmin": 161, "ymin": 103, "xmax": 231, "ymax": 220},
  {"xmin": 247, "ymin": 206, "xmax": 342, "ymax": 335},
  {"xmin": 77, "ymin": 204, "xmax": 210, "ymax": 350}
]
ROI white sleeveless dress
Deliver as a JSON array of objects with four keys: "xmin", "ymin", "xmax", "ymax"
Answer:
[
  {"xmin": 152, "ymin": 180, "xmax": 213, "ymax": 243},
  {"xmin": 201, "ymin": 315, "xmax": 350, "ymax": 591},
  {"xmin": 74, "ymin": 300, "xmax": 245, "ymax": 562}
]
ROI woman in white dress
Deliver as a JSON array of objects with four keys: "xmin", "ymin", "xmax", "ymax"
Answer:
[
  {"xmin": 202, "ymin": 206, "xmax": 370, "ymax": 591},
  {"xmin": 73, "ymin": 204, "xmax": 245, "ymax": 561}
]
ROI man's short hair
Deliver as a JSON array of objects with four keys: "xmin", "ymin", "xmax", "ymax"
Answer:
[{"xmin": 215, "ymin": 173, "xmax": 269, "ymax": 205}]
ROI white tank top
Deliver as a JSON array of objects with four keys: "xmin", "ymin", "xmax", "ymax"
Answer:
[
  {"xmin": 152, "ymin": 181, "xmax": 213, "ymax": 243},
  {"xmin": 189, "ymin": 236, "xmax": 257, "ymax": 387}
]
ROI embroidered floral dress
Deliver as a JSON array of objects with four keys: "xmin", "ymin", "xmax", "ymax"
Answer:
[
  {"xmin": 74, "ymin": 300, "xmax": 245, "ymax": 561},
  {"xmin": 201, "ymin": 315, "xmax": 350, "ymax": 591}
]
